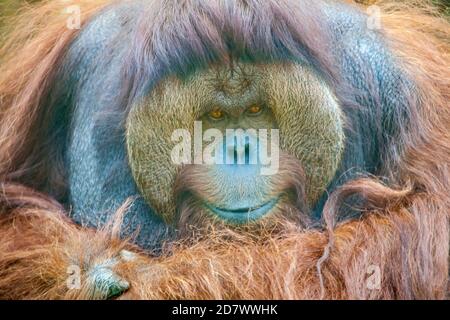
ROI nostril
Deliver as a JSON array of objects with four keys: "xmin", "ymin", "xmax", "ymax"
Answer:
[
  {"xmin": 226, "ymin": 135, "xmax": 255, "ymax": 165},
  {"xmin": 232, "ymin": 141, "xmax": 251, "ymax": 165},
  {"xmin": 244, "ymin": 142, "xmax": 250, "ymax": 164}
]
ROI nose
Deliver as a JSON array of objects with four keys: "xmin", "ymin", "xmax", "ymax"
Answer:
[{"xmin": 225, "ymin": 132, "xmax": 257, "ymax": 165}]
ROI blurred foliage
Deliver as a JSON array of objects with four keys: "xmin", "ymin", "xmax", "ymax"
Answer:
[
  {"xmin": 0, "ymin": 0, "xmax": 39, "ymax": 35},
  {"xmin": 433, "ymin": 0, "xmax": 450, "ymax": 16},
  {"xmin": 0, "ymin": 0, "xmax": 39, "ymax": 19},
  {"xmin": 356, "ymin": 0, "xmax": 450, "ymax": 15}
]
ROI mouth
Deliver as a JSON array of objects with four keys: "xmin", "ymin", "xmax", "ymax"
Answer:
[{"xmin": 205, "ymin": 198, "xmax": 279, "ymax": 224}]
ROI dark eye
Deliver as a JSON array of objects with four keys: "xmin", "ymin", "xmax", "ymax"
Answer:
[
  {"xmin": 208, "ymin": 108, "xmax": 226, "ymax": 120},
  {"xmin": 246, "ymin": 104, "xmax": 263, "ymax": 116}
]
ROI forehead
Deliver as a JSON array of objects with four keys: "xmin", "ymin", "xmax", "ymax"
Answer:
[
  {"xmin": 142, "ymin": 60, "xmax": 324, "ymax": 119},
  {"xmin": 179, "ymin": 62, "xmax": 280, "ymax": 114}
]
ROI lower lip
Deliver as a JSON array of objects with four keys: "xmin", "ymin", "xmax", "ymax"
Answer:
[{"xmin": 206, "ymin": 198, "xmax": 278, "ymax": 224}]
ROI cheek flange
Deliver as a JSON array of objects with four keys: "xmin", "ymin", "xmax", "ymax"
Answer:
[
  {"xmin": 262, "ymin": 63, "xmax": 345, "ymax": 205},
  {"xmin": 126, "ymin": 77, "xmax": 202, "ymax": 224}
]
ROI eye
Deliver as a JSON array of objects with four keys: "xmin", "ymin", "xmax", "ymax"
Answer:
[
  {"xmin": 209, "ymin": 108, "xmax": 225, "ymax": 120},
  {"xmin": 246, "ymin": 104, "xmax": 263, "ymax": 116}
]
